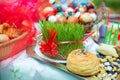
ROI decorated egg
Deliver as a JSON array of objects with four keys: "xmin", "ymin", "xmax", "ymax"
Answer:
[
  {"xmin": 62, "ymin": 4, "xmax": 69, "ymax": 11},
  {"xmin": 43, "ymin": 7, "xmax": 55, "ymax": 18},
  {"xmin": 43, "ymin": 7, "xmax": 54, "ymax": 14},
  {"xmin": 79, "ymin": 7, "xmax": 85, "ymax": 13},
  {"xmin": 57, "ymin": 16, "xmax": 67, "ymax": 23},
  {"xmin": 90, "ymin": 13, "xmax": 97, "ymax": 21},
  {"xmin": 86, "ymin": 2, "xmax": 94, "ymax": 9},
  {"xmin": 49, "ymin": 0, "xmax": 55, "ymax": 4},
  {"xmin": 72, "ymin": 0, "xmax": 78, "ymax": 7},
  {"xmin": 55, "ymin": 12, "xmax": 64, "ymax": 18},
  {"xmin": 83, "ymin": 5, "xmax": 88, "ymax": 12},
  {"xmin": 67, "ymin": 0, "xmax": 73, "ymax": 5},
  {"xmin": 67, "ymin": 16, "xmax": 79, "ymax": 23},
  {"xmin": 57, "ymin": 5, "xmax": 63, "ymax": 12},
  {"xmin": 79, "ymin": 13, "xmax": 93, "ymax": 24},
  {"xmin": 74, "ymin": 7, "xmax": 79, "ymax": 12},
  {"xmin": 74, "ymin": 12, "xmax": 81, "ymax": 18},
  {"xmin": 64, "ymin": 7, "xmax": 74, "ymax": 16},
  {"xmin": 60, "ymin": 0, "xmax": 67, "ymax": 3},
  {"xmin": 48, "ymin": 15, "xmax": 57, "ymax": 22},
  {"xmin": 88, "ymin": 9, "xmax": 96, "ymax": 13}
]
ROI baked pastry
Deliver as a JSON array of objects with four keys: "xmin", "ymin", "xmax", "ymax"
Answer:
[
  {"xmin": 86, "ymin": 76, "xmax": 99, "ymax": 80},
  {"xmin": 66, "ymin": 49, "xmax": 100, "ymax": 76},
  {"xmin": 3, "ymin": 27, "xmax": 22, "ymax": 39},
  {"xmin": 0, "ymin": 34, "xmax": 9, "ymax": 43},
  {"xmin": 0, "ymin": 24, "xmax": 3, "ymax": 33},
  {"xmin": 97, "ymin": 44, "xmax": 118, "ymax": 57}
]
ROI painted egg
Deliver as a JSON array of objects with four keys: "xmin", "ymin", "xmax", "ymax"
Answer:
[
  {"xmin": 88, "ymin": 9, "xmax": 96, "ymax": 13},
  {"xmin": 83, "ymin": 5, "xmax": 88, "ymax": 12},
  {"xmin": 90, "ymin": 13, "xmax": 97, "ymax": 21},
  {"xmin": 79, "ymin": 13, "xmax": 93, "ymax": 24},
  {"xmin": 57, "ymin": 5, "xmax": 63, "ymax": 12},
  {"xmin": 55, "ymin": 12, "xmax": 64, "ymax": 18},
  {"xmin": 43, "ymin": 7, "xmax": 54, "ymax": 14},
  {"xmin": 60, "ymin": 0, "xmax": 67, "ymax": 3},
  {"xmin": 79, "ymin": 7, "xmax": 85, "ymax": 13},
  {"xmin": 74, "ymin": 7, "xmax": 79, "ymax": 12},
  {"xmin": 43, "ymin": 7, "xmax": 55, "ymax": 18},
  {"xmin": 72, "ymin": 0, "xmax": 78, "ymax": 7},
  {"xmin": 57, "ymin": 16, "xmax": 67, "ymax": 23},
  {"xmin": 67, "ymin": 16, "xmax": 79, "ymax": 23},
  {"xmin": 86, "ymin": 2, "xmax": 94, "ymax": 9},
  {"xmin": 49, "ymin": 0, "xmax": 55, "ymax": 4},
  {"xmin": 61, "ymin": 4, "xmax": 69, "ymax": 10},
  {"xmin": 48, "ymin": 15, "xmax": 57, "ymax": 22},
  {"xmin": 64, "ymin": 7, "xmax": 74, "ymax": 16},
  {"xmin": 74, "ymin": 12, "xmax": 81, "ymax": 18},
  {"xmin": 53, "ymin": 3, "xmax": 59, "ymax": 8}
]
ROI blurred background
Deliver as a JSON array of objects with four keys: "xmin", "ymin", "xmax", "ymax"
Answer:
[{"xmin": 92, "ymin": 0, "xmax": 120, "ymax": 14}]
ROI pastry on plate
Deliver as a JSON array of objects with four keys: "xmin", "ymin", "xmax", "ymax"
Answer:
[
  {"xmin": 0, "ymin": 34, "xmax": 9, "ymax": 43},
  {"xmin": 66, "ymin": 49, "xmax": 100, "ymax": 76}
]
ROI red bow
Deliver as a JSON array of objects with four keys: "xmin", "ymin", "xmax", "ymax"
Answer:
[{"xmin": 40, "ymin": 29, "xmax": 58, "ymax": 57}]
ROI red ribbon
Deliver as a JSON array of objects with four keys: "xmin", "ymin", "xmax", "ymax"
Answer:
[
  {"xmin": 40, "ymin": 29, "xmax": 58, "ymax": 57},
  {"xmin": 40, "ymin": 30, "xmax": 95, "ymax": 57}
]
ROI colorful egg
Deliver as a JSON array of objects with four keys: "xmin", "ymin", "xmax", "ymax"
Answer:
[
  {"xmin": 79, "ymin": 13, "xmax": 93, "ymax": 24},
  {"xmin": 64, "ymin": 7, "xmax": 74, "ymax": 16},
  {"xmin": 64, "ymin": 7, "xmax": 74, "ymax": 13},
  {"xmin": 43, "ymin": 7, "xmax": 55, "ymax": 18},
  {"xmin": 86, "ymin": 2, "xmax": 94, "ymax": 9},
  {"xmin": 79, "ymin": 7, "xmax": 85, "ymax": 13},
  {"xmin": 49, "ymin": 0, "xmax": 55, "ymax": 4},
  {"xmin": 60, "ymin": 0, "xmax": 67, "ymax": 3},
  {"xmin": 88, "ymin": 9, "xmax": 96, "ymax": 13},
  {"xmin": 48, "ymin": 15, "xmax": 57, "ymax": 22},
  {"xmin": 74, "ymin": 12, "xmax": 81, "ymax": 18},
  {"xmin": 43, "ymin": 7, "xmax": 54, "ymax": 14},
  {"xmin": 90, "ymin": 13, "xmax": 97, "ymax": 21},
  {"xmin": 55, "ymin": 12, "xmax": 64, "ymax": 18},
  {"xmin": 83, "ymin": 5, "xmax": 88, "ymax": 12},
  {"xmin": 67, "ymin": 16, "xmax": 79, "ymax": 23},
  {"xmin": 72, "ymin": 0, "xmax": 78, "ymax": 7},
  {"xmin": 57, "ymin": 16, "xmax": 67, "ymax": 23},
  {"xmin": 74, "ymin": 7, "xmax": 79, "ymax": 12},
  {"xmin": 57, "ymin": 5, "xmax": 63, "ymax": 12}
]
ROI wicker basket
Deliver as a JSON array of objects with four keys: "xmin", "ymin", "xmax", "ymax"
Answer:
[{"xmin": 0, "ymin": 32, "xmax": 28, "ymax": 61}]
